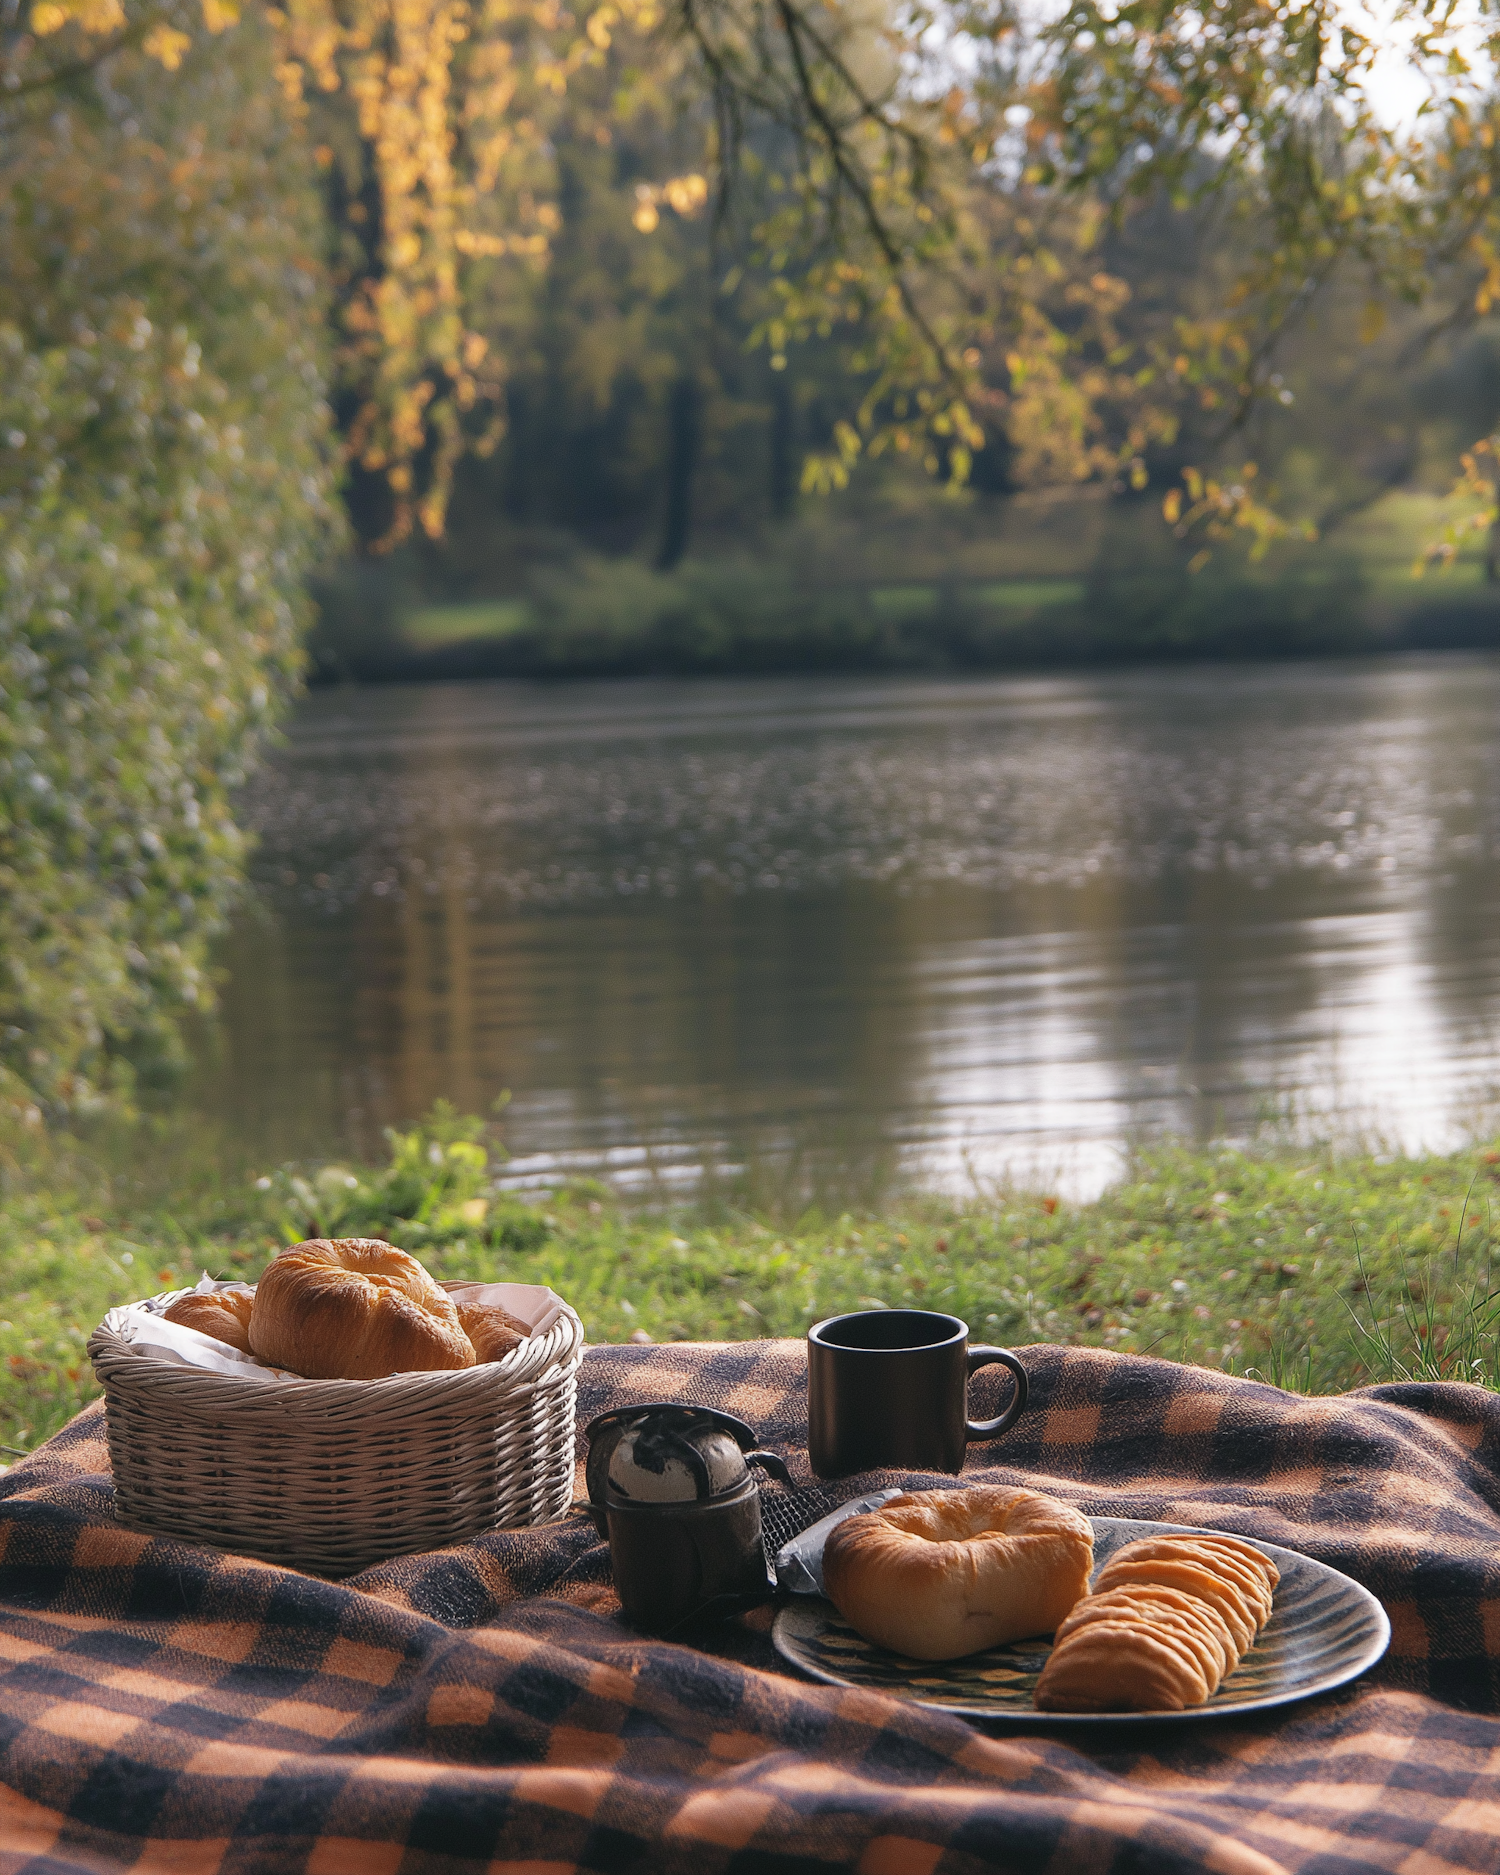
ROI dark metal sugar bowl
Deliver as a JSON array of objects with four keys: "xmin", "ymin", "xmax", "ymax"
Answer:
[{"xmin": 584, "ymin": 1403, "xmax": 790, "ymax": 1633}]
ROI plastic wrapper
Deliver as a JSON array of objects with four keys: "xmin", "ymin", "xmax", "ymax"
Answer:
[{"xmin": 774, "ymin": 1489, "xmax": 903, "ymax": 1594}]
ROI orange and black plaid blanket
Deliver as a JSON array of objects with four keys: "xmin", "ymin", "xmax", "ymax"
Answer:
[{"xmin": 2, "ymin": 1339, "xmax": 1500, "ymax": 1872}]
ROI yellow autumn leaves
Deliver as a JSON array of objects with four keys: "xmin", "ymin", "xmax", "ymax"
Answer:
[
  {"xmin": 631, "ymin": 173, "xmax": 708, "ymax": 232},
  {"xmin": 1160, "ymin": 466, "xmax": 1308, "ymax": 570},
  {"xmin": 29, "ymin": 0, "xmax": 121, "ymax": 35},
  {"xmin": 30, "ymin": 0, "xmax": 237, "ymax": 48},
  {"xmin": 19, "ymin": 0, "xmax": 680, "ymax": 547}
]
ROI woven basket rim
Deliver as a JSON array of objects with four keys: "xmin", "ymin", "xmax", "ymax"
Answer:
[{"xmin": 88, "ymin": 1292, "xmax": 583, "ymax": 1406}]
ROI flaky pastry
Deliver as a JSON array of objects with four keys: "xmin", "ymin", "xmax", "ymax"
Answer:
[{"xmin": 1035, "ymin": 1530, "xmax": 1279, "ymax": 1712}]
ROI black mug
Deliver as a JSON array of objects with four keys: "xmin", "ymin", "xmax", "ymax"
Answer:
[{"xmin": 807, "ymin": 1309, "xmax": 1028, "ymax": 1478}]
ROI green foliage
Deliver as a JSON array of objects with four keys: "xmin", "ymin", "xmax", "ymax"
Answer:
[
  {"xmin": 311, "ymin": 528, "xmax": 1424, "ymax": 680},
  {"xmin": 255, "ymin": 1104, "xmax": 550, "ymax": 1255},
  {"xmin": 390, "ymin": 119, "xmax": 1500, "ymax": 613},
  {"xmin": 517, "ymin": 556, "xmax": 904, "ymax": 672},
  {"xmin": 0, "ymin": 27, "xmax": 340, "ymax": 1114}
]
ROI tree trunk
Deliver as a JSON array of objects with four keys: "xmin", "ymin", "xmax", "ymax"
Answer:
[
  {"xmin": 656, "ymin": 375, "xmax": 699, "ymax": 571},
  {"xmin": 1488, "ymin": 471, "xmax": 1500, "ymax": 584},
  {"xmin": 770, "ymin": 371, "xmax": 795, "ymax": 520}
]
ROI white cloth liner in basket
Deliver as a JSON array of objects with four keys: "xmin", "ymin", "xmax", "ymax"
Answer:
[{"xmin": 87, "ymin": 1278, "xmax": 584, "ymax": 1577}]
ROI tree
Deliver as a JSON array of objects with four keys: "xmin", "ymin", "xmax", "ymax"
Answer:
[
  {"xmin": 3, "ymin": 0, "xmax": 1131, "ymax": 545},
  {"xmin": 0, "ymin": 18, "xmax": 338, "ymax": 1113},
  {"xmin": 20, "ymin": 0, "xmax": 1500, "ymax": 551},
  {"xmin": 1025, "ymin": 0, "xmax": 1500, "ymax": 546}
]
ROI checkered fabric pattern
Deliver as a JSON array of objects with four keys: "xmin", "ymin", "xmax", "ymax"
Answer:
[{"xmin": 2, "ymin": 1341, "xmax": 1500, "ymax": 1872}]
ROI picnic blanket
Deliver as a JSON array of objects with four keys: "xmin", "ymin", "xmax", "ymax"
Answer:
[{"xmin": 2, "ymin": 1341, "xmax": 1500, "ymax": 1873}]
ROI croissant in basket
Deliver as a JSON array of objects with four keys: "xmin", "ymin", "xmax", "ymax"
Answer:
[
  {"xmin": 162, "ymin": 1288, "xmax": 256, "ymax": 1355},
  {"xmin": 249, "ymin": 1239, "xmax": 478, "ymax": 1381},
  {"xmin": 90, "ymin": 1272, "xmax": 582, "ymax": 1575},
  {"xmin": 161, "ymin": 1242, "xmax": 535, "ymax": 1379},
  {"xmin": 456, "ymin": 1300, "xmax": 531, "ymax": 1364}
]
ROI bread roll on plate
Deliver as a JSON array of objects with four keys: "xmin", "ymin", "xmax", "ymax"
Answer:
[
  {"xmin": 250, "ymin": 1239, "xmax": 476, "ymax": 1380},
  {"xmin": 823, "ymin": 1485, "xmax": 1094, "ymax": 1661}
]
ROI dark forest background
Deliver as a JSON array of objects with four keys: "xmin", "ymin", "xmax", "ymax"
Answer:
[{"xmin": 311, "ymin": 95, "xmax": 1500, "ymax": 683}]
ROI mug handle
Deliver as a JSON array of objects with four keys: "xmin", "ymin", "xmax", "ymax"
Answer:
[{"xmin": 965, "ymin": 1347, "xmax": 1028, "ymax": 1441}]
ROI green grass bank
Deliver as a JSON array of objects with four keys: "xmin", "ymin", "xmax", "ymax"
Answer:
[
  {"xmin": 308, "ymin": 490, "xmax": 1500, "ymax": 683},
  {"xmin": 4, "ymin": 1106, "xmax": 1500, "ymax": 1459}
]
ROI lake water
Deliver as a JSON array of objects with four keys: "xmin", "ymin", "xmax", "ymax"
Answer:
[{"xmin": 197, "ymin": 654, "xmax": 1500, "ymax": 1196}]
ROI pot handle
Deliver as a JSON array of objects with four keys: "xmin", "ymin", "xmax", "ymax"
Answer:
[{"xmin": 965, "ymin": 1347, "xmax": 1028, "ymax": 1441}]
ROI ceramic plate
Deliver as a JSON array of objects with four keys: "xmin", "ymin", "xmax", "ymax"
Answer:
[{"xmin": 772, "ymin": 1515, "xmax": 1390, "ymax": 1726}]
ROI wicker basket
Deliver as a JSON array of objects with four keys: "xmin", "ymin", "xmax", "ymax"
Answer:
[{"xmin": 86, "ymin": 1283, "xmax": 584, "ymax": 1576}]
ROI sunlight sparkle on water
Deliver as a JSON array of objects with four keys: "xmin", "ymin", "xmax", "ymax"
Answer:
[{"xmin": 201, "ymin": 655, "xmax": 1500, "ymax": 1199}]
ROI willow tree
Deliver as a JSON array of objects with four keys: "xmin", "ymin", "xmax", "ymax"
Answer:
[
  {"xmin": 4, "ymin": 0, "xmax": 1184, "ymax": 545},
  {"xmin": 20, "ymin": 0, "xmax": 1500, "ymax": 545}
]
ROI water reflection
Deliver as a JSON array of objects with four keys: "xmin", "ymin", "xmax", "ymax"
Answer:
[{"xmin": 199, "ymin": 655, "xmax": 1500, "ymax": 1193}]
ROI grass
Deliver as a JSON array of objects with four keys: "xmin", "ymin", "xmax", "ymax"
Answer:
[
  {"xmin": 867, "ymin": 579, "xmax": 1086, "ymax": 623},
  {"xmin": 309, "ymin": 491, "xmax": 1500, "ymax": 684},
  {"xmin": 404, "ymin": 600, "xmax": 529, "ymax": 649},
  {"xmin": 303, "ymin": 478, "xmax": 1500, "ymax": 685},
  {"xmin": 396, "ymin": 572, "xmax": 1095, "ymax": 660},
  {"xmin": 5, "ymin": 1105, "xmax": 1500, "ymax": 1460},
  {"xmin": 973, "ymin": 579, "xmax": 1087, "ymax": 609}
]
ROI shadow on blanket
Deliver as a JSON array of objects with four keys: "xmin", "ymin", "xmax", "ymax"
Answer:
[{"xmin": 0, "ymin": 1341, "xmax": 1498, "ymax": 1873}]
